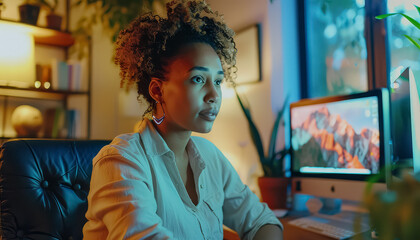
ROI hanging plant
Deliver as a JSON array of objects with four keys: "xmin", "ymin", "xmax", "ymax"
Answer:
[{"xmin": 71, "ymin": 0, "xmax": 165, "ymax": 59}]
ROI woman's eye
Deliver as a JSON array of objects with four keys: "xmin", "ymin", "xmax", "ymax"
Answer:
[
  {"xmin": 215, "ymin": 79, "xmax": 223, "ymax": 86},
  {"xmin": 191, "ymin": 76, "xmax": 205, "ymax": 83}
]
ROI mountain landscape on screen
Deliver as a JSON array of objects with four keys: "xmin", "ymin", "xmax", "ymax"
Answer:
[{"xmin": 292, "ymin": 107, "xmax": 379, "ymax": 173}]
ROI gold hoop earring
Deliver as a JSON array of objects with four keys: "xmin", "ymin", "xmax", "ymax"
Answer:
[{"xmin": 152, "ymin": 101, "xmax": 165, "ymax": 125}]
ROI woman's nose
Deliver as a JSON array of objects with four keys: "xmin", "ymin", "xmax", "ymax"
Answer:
[{"xmin": 205, "ymin": 82, "xmax": 220, "ymax": 103}]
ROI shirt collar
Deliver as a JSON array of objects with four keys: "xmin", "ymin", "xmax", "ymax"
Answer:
[
  {"xmin": 186, "ymin": 138, "xmax": 206, "ymax": 170},
  {"xmin": 137, "ymin": 118, "xmax": 206, "ymax": 170},
  {"xmin": 137, "ymin": 118, "xmax": 172, "ymax": 157}
]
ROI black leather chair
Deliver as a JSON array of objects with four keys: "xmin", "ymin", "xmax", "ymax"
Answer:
[{"xmin": 0, "ymin": 139, "xmax": 110, "ymax": 240}]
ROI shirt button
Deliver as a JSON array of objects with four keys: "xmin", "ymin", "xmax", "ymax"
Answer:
[
  {"xmin": 192, "ymin": 208, "xmax": 197, "ymax": 212},
  {"xmin": 200, "ymin": 184, "xmax": 204, "ymax": 189},
  {"xmin": 200, "ymin": 162, "xmax": 206, "ymax": 169}
]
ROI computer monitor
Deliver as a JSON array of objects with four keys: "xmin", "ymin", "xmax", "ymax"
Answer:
[
  {"xmin": 289, "ymin": 89, "xmax": 391, "ymax": 202},
  {"xmin": 408, "ymin": 69, "xmax": 420, "ymax": 174},
  {"xmin": 391, "ymin": 68, "xmax": 412, "ymax": 161},
  {"xmin": 392, "ymin": 68, "xmax": 420, "ymax": 173}
]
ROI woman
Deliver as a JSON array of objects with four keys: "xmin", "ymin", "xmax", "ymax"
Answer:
[{"xmin": 83, "ymin": 0, "xmax": 283, "ymax": 239}]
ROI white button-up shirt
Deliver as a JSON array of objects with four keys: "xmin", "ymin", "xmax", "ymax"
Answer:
[{"xmin": 83, "ymin": 119, "xmax": 282, "ymax": 239}]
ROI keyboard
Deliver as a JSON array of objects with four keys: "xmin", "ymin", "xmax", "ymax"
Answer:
[{"xmin": 287, "ymin": 212, "xmax": 370, "ymax": 239}]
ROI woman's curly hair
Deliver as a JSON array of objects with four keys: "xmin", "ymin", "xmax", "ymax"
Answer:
[{"xmin": 114, "ymin": 0, "xmax": 237, "ymax": 116}]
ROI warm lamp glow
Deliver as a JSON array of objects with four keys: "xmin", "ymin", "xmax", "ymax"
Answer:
[
  {"xmin": 44, "ymin": 82, "xmax": 51, "ymax": 89},
  {"xmin": 34, "ymin": 81, "xmax": 41, "ymax": 88},
  {"xmin": 0, "ymin": 23, "xmax": 35, "ymax": 88}
]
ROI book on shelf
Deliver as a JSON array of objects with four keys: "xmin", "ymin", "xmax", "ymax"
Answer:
[
  {"xmin": 50, "ymin": 59, "xmax": 82, "ymax": 91},
  {"xmin": 43, "ymin": 107, "xmax": 81, "ymax": 139}
]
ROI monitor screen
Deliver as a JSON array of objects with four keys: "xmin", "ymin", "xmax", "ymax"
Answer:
[{"xmin": 289, "ymin": 89, "xmax": 391, "ymax": 201}]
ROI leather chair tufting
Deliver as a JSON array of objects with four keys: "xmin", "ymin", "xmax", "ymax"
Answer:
[{"xmin": 0, "ymin": 139, "xmax": 110, "ymax": 240}]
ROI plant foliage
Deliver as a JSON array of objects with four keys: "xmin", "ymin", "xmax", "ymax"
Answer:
[
  {"xmin": 234, "ymin": 87, "xmax": 290, "ymax": 177},
  {"xmin": 364, "ymin": 172, "xmax": 420, "ymax": 240},
  {"xmin": 37, "ymin": 0, "xmax": 58, "ymax": 12},
  {"xmin": 376, "ymin": 5, "xmax": 420, "ymax": 50},
  {"xmin": 71, "ymin": 0, "xmax": 164, "ymax": 59}
]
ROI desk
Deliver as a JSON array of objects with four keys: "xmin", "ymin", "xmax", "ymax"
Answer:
[
  {"xmin": 282, "ymin": 212, "xmax": 372, "ymax": 240},
  {"xmin": 223, "ymin": 212, "xmax": 373, "ymax": 240}
]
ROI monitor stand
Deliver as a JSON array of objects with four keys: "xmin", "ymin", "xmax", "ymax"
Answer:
[
  {"xmin": 290, "ymin": 193, "xmax": 371, "ymax": 238},
  {"xmin": 293, "ymin": 193, "xmax": 367, "ymax": 215}
]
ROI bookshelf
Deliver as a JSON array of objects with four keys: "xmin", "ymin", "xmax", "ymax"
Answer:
[{"xmin": 0, "ymin": 11, "xmax": 91, "ymax": 143}]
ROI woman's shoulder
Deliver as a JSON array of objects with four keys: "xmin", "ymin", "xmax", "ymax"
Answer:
[{"xmin": 93, "ymin": 132, "xmax": 146, "ymax": 166}]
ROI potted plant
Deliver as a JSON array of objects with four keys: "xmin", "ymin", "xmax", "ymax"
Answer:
[
  {"xmin": 363, "ymin": 172, "xmax": 420, "ymax": 240},
  {"xmin": 234, "ymin": 87, "xmax": 290, "ymax": 209},
  {"xmin": 19, "ymin": 0, "xmax": 41, "ymax": 25},
  {"xmin": 38, "ymin": 0, "xmax": 61, "ymax": 30}
]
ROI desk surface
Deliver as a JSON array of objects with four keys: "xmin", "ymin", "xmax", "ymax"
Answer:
[
  {"xmin": 282, "ymin": 211, "xmax": 372, "ymax": 240},
  {"xmin": 223, "ymin": 211, "xmax": 373, "ymax": 240}
]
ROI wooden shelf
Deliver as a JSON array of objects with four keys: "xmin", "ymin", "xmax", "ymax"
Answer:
[
  {"xmin": 0, "ymin": 2, "xmax": 91, "ymax": 140},
  {"xmin": 0, "ymin": 136, "xmax": 86, "ymax": 140},
  {"xmin": 0, "ymin": 19, "xmax": 74, "ymax": 47},
  {"xmin": 0, "ymin": 86, "xmax": 88, "ymax": 100}
]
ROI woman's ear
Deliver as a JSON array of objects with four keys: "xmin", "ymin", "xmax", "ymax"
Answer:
[{"xmin": 149, "ymin": 78, "xmax": 163, "ymax": 103}]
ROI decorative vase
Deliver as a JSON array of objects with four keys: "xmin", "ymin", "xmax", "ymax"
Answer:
[
  {"xmin": 258, "ymin": 177, "xmax": 290, "ymax": 209},
  {"xmin": 46, "ymin": 13, "xmax": 62, "ymax": 30},
  {"xmin": 18, "ymin": 4, "xmax": 40, "ymax": 25}
]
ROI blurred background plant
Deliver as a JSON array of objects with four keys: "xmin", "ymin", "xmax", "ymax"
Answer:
[
  {"xmin": 37, "ymin": 0, "xmax": 63, "ymax": 30},
  {"xmin": 363, "ymin": 173, "xmax": 420, "ymax": 240},
  {"xmin": 234, "ymin": 87, "xmax": 290, "ymax": 177},
  {"xmin": 71, "ymin": 0, "xmax": 165, "ymax": 59},
  {"xmin": 37, "ymin": 0, "xmax": 58, "ymax": 13},
  {"xmin": 376, "ymin": 4, "xmax": 420, "ymax": 50}
]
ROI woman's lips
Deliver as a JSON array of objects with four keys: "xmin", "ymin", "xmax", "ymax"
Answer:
[{"xmin": 199, "ymin": 109, "xmax": 218, "ymax": 121}]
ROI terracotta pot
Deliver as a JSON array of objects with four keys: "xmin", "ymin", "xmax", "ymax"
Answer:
[
  {"xmin": 46, "ymin": 13, "xmax": 62, "ymax": 31},
  {"xmin": 19, "ymin": 4, "xmax": 40, "ymax": 25},
  {"xmin": 258, "ymin": 177, "xmax": 290, "ymax": 209}
]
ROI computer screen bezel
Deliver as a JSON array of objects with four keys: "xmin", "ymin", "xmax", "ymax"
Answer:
[{"xmin": 289, "ymin": 88, "xmax": 391, "ymax": 183}]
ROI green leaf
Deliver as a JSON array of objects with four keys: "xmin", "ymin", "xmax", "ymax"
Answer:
[
  {"xmin": 416, "ymin": 5, "xmax": 420, "ymax": 17},
  {"xmin": 234, "ymin": 88, "xmax": 266, "ymax": 165},
  {"xmin": 401, "ymin": 13, "xmax": 420, "ymax": 30},
  {"xmin": 321, "ymin": 2, "xmax": 327, "ymax": 15},
  {"xmin": 375, "ymin": 13, "xmax": 398, "ymax": 19},
  {"xmin": 268, "ymin": 95, "xmax": 289, "ymax": 161},
  {"xmin": 271, "ymin": 148, "xmax": 290, "ymax": 177},
  {"xmin": 404, "ymin": 35, "xmax": 420, "ymax": 50}
]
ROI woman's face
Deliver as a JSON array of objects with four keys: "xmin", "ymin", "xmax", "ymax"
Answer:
[{"xmin": 160, "ymin": 42, "xmax": 224, "ymax": 133}]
